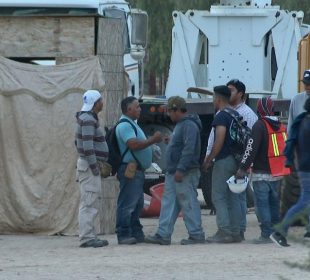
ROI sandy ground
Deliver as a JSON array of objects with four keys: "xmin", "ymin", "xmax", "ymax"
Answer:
[{"xmin": 0, "ymin": 211, "xmax": 310, "ymax": 280}]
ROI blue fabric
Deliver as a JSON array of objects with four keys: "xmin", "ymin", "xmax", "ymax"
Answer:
[
  {"xmin": 116, "ymin": 165, "xmax": 145, "ymax": 241},
  {"xmin": 156, "ymin": 169, "xmax": 205, "ymax": 240},
  {"xmin": 239, "ymin": 191, "xmax": 247, "ymax": 233},
  {"xmin": 284, "ymin": 112, "xmax": 307, "ymax": 168},
  {"xmin": 212, "ymin": 110, "xmax": 234, "ymax": 161},
  {"xmin": 212, "ymin": 155, "xmax": 240, "ymax": 235},
  {"xmin": 276, "ymin": 172, "xmax": 310, "ymax": 236},
  {"xmin": 116, "ymin": 115, "xmax": 152, "ymax": 170},
  {"xmin": 297, "ymin": 116, "xmax": 310, "ymax": 172},
  {"xmin": 252, "ymin": 180, "xmax": 280, "ymax": 238},
  {"xmin": 165, "ymin": 114, "xmax": 202, "ymax": 174}
]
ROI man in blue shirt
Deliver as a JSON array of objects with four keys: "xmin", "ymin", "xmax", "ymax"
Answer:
[
  {"xmin": 204, "ymin": 85, "xmax": 242, "ymax": 243},
  {"xmin": 115, "ymin": 96, "xmax": 162, "ymax": 245}
]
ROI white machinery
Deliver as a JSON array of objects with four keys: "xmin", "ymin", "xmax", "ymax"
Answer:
[
  {"xmin": 0, "ymin": 0, "xmax": 147, "ymax": 99},
  {"xmin": 165, "ymin": 0, "xmax": 310, "ymax": 99}
]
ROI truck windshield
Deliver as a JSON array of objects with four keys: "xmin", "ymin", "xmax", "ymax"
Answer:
[{"xmin": 103, "ymin": 8, "xmax": 130, "ymax": 53}]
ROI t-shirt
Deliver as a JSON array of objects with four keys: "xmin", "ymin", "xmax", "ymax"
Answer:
[
  {"xmin": 212, "ymin": 110, "xmax": 234, "ymax": 161},
  {"xmin": 116, "ymin": 115, "xmax": 152, "ymax": 170}
]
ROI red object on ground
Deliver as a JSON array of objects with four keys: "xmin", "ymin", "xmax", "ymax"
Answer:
[{"xmin": 141, "ymin": 183, "xmax": 164, "ymax": 218}]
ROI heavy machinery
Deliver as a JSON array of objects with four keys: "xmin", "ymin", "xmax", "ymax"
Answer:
[{"xmin": 138, "ymin": 0, "xmax": 310, "ymax": 207}]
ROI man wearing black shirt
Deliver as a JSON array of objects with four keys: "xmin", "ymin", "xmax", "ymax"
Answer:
[{"xmin": 204, "ymin": 85, "xmax": 241, "ymax": 243}]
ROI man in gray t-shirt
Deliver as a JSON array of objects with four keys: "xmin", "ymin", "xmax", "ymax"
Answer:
[{"xmin": 287, "ymin": 69, "xmax": 310, "ymax": 134}]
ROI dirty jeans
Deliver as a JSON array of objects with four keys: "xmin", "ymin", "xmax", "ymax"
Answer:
[
  {"xmin": 156, "ymin": 169, "xmax": 205, "ymax": 240},
  {"xmin": 77, "ymin": 158, "xmax": 102, "ymax": 243},
  {"xmin": 276, "ymin": 172, "xmax": 310, "ymax": 236},
  {"xmin": 116, "ymin": 164, "xmax": 145, "ymax": 241},
  {"xmin": 212, "ymin": 155, "xmax": 240, "ymax": 235},
  {"xmin": 252, "ymin": 180, "xmax": 280, "ymax": 238},
  {"xmin": 239, "ymin": 191, "xmax": 247, "ymax": 233}
]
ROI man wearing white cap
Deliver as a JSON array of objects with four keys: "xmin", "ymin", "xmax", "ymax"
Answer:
[{"xmin": 75, "ymin": 89, "xmax": 109, "ymax": 248}]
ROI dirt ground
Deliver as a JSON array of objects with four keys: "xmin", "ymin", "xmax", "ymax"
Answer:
[{"xmin": 0, "ymin": 211, "xmax": 310, "ymax": 280}]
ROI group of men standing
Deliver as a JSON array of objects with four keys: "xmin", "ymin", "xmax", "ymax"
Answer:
[{"xmin": 74, "ymin": 70, "xmax": 310, "ymax": 248}]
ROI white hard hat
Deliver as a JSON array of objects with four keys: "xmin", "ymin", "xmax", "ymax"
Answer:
[{"xmin": 226, "ymin": 176, "xmax": 248, "ymax": 194}]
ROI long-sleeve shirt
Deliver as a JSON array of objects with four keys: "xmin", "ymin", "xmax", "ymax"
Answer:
[
  {"xmin": 75, "ymin": 111, "xmax": 109, "ymax": 175},
  {"xmin": 206, "ymin": 103, "xmax": 257, "ymax": 155},
  {"xmin": 287, "ymin": 92, "xmax": 310, "ymax": 134}
]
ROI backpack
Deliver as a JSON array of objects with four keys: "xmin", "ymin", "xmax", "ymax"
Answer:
[
  {"xmin": 223, "ymin": 108, "xmax": 252, "ymax": 163},
  {"xmin": 105, "ymin": 119, "xmax": 137, "ymax": 175}
]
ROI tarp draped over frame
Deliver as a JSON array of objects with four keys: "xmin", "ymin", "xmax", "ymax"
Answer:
[{"xmin": 0, "ymin": 56, "xmax": 105, "ymax": 234}]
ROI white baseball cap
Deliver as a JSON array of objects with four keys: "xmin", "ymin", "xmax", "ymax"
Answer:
[{"xmin": 81, "ymin": 90, "xmax": 102, "ymax": 111}]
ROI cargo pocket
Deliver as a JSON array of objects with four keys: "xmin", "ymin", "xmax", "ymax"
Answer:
[{"xmin": 77, "ymin": 158, "xmax": 90, "ymax": 183}]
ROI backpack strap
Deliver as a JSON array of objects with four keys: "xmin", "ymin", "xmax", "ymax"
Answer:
[
  {"xmin": 223, "ymin": 108, "xmax": 241, "ymax": 123},
  {"xmin": 116, "ymin": 118, "xmax": 143, "ymax": 169}
]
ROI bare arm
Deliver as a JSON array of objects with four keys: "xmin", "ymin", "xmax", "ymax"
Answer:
[{"xmin": 127, "ymin": 132, "xmax": 162, "ymax": 151}]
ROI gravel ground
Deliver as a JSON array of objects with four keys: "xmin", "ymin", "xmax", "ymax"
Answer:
[{"xmin": 0, "ymin": 211, "xmax": 310, "ymax": 280}]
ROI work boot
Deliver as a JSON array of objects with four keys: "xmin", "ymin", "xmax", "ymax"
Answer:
[
  {"xmin": 232, "ymin": 234, "xmax": 242, "ymax": 243},
  {"xmin": 206, "ymin": 230, "xmax": 234, "ymax": 243},
  {"xmin": 144, "ymin": 234, "xmax": 171, "ymax": 245},
  {"xmin": 80, "ymin": 239, "xmax": 109, "ymax": 248},
  {"xmin": 118, "ymin": 237, "xmax": 137, "ymax": 245},
  {"xmin": 180, "ymin": 236, "xmax": 205, "ymax": 245}
]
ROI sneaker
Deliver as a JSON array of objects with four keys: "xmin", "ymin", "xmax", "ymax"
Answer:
[
  {"xmin": 304, "ymin": 232, "xmax": 310, "ymax": 240},
  {"xmin": 80, "ymin": 239, "xmax": 109, "ymax": 248},
  {"xmin": 250, "ymin": 236, "xmax": 273, "ymax": 244},
  {"xmin": 180, "ymin": 236, "xmax": 205, "ymax": 245},
  {"xmin": 206, "ymin": 230, "xmax": 234, "ymax": 243},
  {"xmin": 118, "ymin": 237, "xmax": 137, "ymax": 245},
  {"xmin": 270, "ymin": 232, "xmax": 290, "ymax": 247},
  {"xmin": 144, "ymin": 234, "xmax": 171, "ymax": 245}
]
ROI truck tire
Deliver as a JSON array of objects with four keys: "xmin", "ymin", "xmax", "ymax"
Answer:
[{"xmin": 199, "ymin": 168, "xmax": 214, "ymax": 210}]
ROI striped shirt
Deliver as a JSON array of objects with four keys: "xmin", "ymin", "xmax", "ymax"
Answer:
[
  {"xmin": 75, "ymin": 111, "xmax": 109, "ymax": 175},
  {"xmin": 206, "ymin": 103, "xmax": 257, "ymax": 155}
]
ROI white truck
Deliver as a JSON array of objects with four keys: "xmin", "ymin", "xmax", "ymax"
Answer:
[{"xmin": 137, "ymin": 0, "xmax": 310, "ymax": 207}]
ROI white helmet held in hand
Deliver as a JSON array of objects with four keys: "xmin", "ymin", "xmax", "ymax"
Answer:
[{"xmin": 226, "ymin": 176, "xmax": 248, "ymax": 193}]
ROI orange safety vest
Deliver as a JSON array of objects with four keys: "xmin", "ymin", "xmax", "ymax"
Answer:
[{"xmin": 261, "ymin": 119, "xmax": 291, "ymax": 177}]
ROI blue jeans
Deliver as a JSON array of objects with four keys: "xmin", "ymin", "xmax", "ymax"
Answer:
[
  {"xmin": 252, "ymin": 180, "xmax": 280, "ymax": 238},
  {"xmin": 156, "ymin": 169, "xmax": 205, "ymax": 240},
  {"xmin": 276, "ymin": 172, "xmax": 310, "ymax": 236},
  {"xmin": 116, "ymin": 165, "xmax": 145, "ymax": 241},
  {"xmin": 239, "ymin": 191, "xmax": 247, "ymax": 233},
  {"xmin": 212, "ymin": 155, "xmax": 240, "ymax": 235}
]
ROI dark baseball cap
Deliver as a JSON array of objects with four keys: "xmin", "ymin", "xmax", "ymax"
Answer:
[
  {"xmin": 227, "ymin": 79, "xmax": 246, "ymax": 94},
  {"xmin": 213, "ymin": 85, "xmax": 231, "ymax": 99},
  {"xmin": 302, "ymin": 69, "xmax": 310, "ymax": 85},
  {"xmin": 166, "ymin": 96, "xmax": 186, "ymax": 110}
]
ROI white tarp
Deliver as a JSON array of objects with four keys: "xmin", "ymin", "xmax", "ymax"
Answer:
[{"xmin": 0, "ymin": 56, "xmax": 105, "ymax": 234}]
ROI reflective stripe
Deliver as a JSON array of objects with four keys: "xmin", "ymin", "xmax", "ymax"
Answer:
[
  {"xmin": 271, "ymin": 133, "xmax": 280, "ymax": 156},
  {"xmin": 282, "ymin": 132, "xmax": 287, "ymax": 141}
]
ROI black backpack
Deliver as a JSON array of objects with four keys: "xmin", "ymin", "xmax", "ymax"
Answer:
[
  {"xmin": 105, "ymin": 119, "xmax": 137, "ymax": 175},
  {"xmin": 223, "ymin": 108, "xmax": 252, "ymax": 163}
]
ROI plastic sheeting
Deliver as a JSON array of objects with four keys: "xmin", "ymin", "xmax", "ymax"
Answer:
[{"xmin": 0, "ymin": 56, "xmax": 105, "ymax": 234}]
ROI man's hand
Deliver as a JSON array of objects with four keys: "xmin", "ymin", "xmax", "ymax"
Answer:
[
  {"xmin": 151, "ymin": 131, "xmax": 163, "ymax": 144},
  {"xmin": 236, "ymin": 169, "xmax": 247, "ymax": 179},
  {"xmin": 202, "ymin": 157, "xmax": 212, "ymax": 171},
  {"xmin": 174, "ymin": 170, "xmax": 184, "ymax": 182},
  {"xmin": 163, "ymin": 134, "xmax": 170, "ymax": 144}
]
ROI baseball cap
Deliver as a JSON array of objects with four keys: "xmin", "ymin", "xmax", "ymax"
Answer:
[
  {"xmin": 213, "ymin": 85, "xmax": 231, "ymax": 99},
  {"xmin": 81, "ymin": 90, "xmax": 102, "ymax": 111},
  {"xmin": 302, "ymin": 69, "xmax": 310, "ymax": 85},
  {"xmin": 167, "ymin": 96, "xmax": 186, "ymax": 110},
  {"xmin": 227, "ymin": 79, "xmax": 246, "ymax": 94}
]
